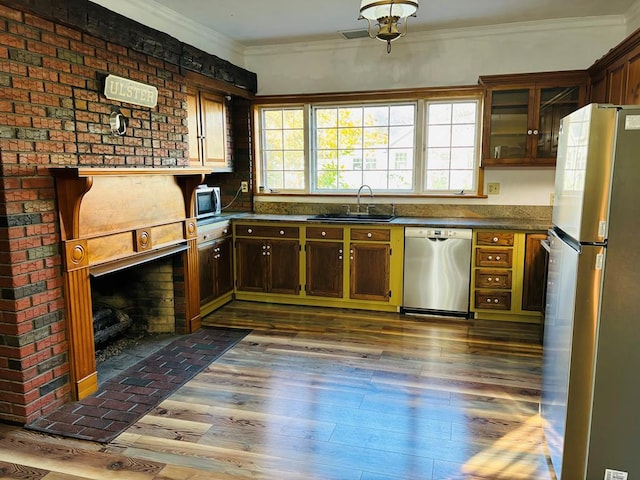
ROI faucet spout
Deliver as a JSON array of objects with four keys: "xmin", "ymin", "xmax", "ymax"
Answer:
[{"xmin": 356, "ymin": 184, "xmax": 373, "ymax": 214}]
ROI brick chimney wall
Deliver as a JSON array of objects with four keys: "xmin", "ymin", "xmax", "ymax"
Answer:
[{"xmin": 0, "ymin": 2, "xmax": 254, "ymax": 424}]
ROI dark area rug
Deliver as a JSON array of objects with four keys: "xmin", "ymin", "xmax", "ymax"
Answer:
[{"xmin": 25, "ymin": 326, "xmax": 251, "ymax": 443}]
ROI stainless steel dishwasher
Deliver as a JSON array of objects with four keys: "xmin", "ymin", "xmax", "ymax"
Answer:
[{"xmin": 402, "ymin": 227, "xmax": 472, "ymax": 317}]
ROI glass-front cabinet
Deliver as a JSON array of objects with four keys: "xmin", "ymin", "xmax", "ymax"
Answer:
[{"xmin": 479, "ymin": 71, "xmax": 588, "ymax": 167}]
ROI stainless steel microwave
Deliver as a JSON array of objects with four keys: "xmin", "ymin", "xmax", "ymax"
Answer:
[{"xmin": 194, "ymin": 185, "xmax": 221, "ymax": 219}]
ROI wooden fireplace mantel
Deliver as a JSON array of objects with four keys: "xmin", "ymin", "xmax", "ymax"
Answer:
[{"xmin": 51, "ymin": 167, "xmax": 210, "ymax": 400}]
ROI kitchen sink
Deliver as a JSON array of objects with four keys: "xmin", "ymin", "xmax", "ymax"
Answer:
[{"xmin": 308, "ymin": 213, "xmax": 396, "ymax": 223}]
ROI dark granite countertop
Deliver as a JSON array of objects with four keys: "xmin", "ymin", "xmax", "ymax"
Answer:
[{"xmin": 211, "ymin": 212, "xmax": 551, "ymax": 231}]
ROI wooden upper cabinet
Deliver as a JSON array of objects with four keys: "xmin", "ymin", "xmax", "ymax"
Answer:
[
  {"xmin": 479, "ymin": 71, "xmax": 588, "ymax": 167},
  {"xmin": 186, "ymin": 88, "xmax": 231, "ymax": 172},
  {"xmin": 588, "ymin": 27, "xmax": 640, "ymax": 106}
]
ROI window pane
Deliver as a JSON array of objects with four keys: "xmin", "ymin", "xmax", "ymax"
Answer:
[
  {"xmin": 338, "ymin": 171, "xmax": 363, "ymax": 189},
  {"xmin": 264, "ymin": 130, "xmax": 283, "ymax": 150},
  {"xmin": 450, "ymin": 170, "xmax": 473, "ymax": 191},
  {"xmin": 265, "ymin": 151, "xmax": 283, "ymax": 170},
  {"xmin": 284, "ymin": 171, "xmax": 305, "ymax": 189},
  {"xmin": 426, "ymin": 170, "xmax": 449, "ymax": 190},
  {"xmin": 263, "ymin": 110, "xmax": 282, "ymax": 129},
  {"xmin": 364, "ymin": 127, "xmax": 388, "ymax": 148},
  {"xmin": 317, "ymin": 128, "xmax": 338, "ymax": 149},
  {"xmin": 284, "ymin": 150, "xmax": 305, "ymax": 170},
  {"xmin": 316, "ymin": 108, "xmax": 337, "ymax": 128},
  {"xmin": 389, "ymin": 171, "xmax": 413, "ymax": 189},
  {"xmin": 451, "ymin": 124, "xmax": 475, "ymax": 147},
  {"xmin": 390, "ymin": 126, "xmax": 414, "ymax": 148},
  {"xmin": 427, "ymin": 148, "xmax": 450, "ymax": 169},
  {"xmin": 283, "ymin": 109, "xmax": 303, "ymax": 129},
  {"xmin": 451, "ymin": 148, "xmax": 475, "ymax": 169},
  {"xmin": 390, "ymin": 105, "xmax": 415, "ymax": 125},
  {"xmin": 283, "ymin": 130, "xmax": 304, "ymax": 150},
  {"xmin": 266, "ymin": 171, "xmax": 284, "ymax": 189},
  {"xmin": 364, "ymin": 106, "xmax": 389, "ymax": 126},
  {"xmin": 452, "ymin": 102, "xmax": 477, "ymax": 123},
  {"xmin": 428, "ymin": 125, "xmax": 451, "ymax": 148},
  {"xmin": 428, "ymin": 104, "xmax": 452, "ymax": 125},
  {"xmin": 339, "ymin": 127, "xmax": 363, "ymax": 149},
  {"xmin": 339, "ymin": 107, "xmax": 362, "ymax": 127}
]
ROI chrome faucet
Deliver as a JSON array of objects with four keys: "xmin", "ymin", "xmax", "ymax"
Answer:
[{"xmin": 356, "ymin": 184, "xmax": 373, "ymax": 214}]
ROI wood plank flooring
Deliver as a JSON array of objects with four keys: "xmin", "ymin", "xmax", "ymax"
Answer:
[{"xmin": 0, "ymin": 301, "xmax": 556, "ymax": 479}]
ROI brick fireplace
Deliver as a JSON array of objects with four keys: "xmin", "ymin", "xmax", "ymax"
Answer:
[
  {"xmin": 52, "ymin": 168, "xmax": 207, "ymax": 400},
  {"xmin": 0, "ymin": 0, "xmax": 255, "ymax": 425}
]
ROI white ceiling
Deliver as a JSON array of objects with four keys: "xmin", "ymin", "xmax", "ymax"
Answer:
[{"xmin": 128, "ymin": 0, "xmax": 636, "ymax": 45}]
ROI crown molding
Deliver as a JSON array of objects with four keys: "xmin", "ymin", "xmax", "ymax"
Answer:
[
  {"xmin": 89, "ymin": 0, "xmax": 246, "ymax": 65},
  {"xmin": 244, "ymin": 15, "xmax": 626, "ymax": 57}
]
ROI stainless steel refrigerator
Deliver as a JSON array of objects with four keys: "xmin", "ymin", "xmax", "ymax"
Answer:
[{"xmin": 542, "ymin": 103, "xmax": 640, "ymax": 479}]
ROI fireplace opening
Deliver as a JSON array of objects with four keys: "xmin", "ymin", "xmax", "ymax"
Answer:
[{"xmin": 90, "ymin": 255, "xmax": 183, "ymax": 385}]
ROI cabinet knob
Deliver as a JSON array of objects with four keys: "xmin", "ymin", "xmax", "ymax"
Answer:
[
  {"xmin": 527, "ymin": 129, "xmax": 533, "ymax": 135},
  {"xmin": 266, "ymin": 252, "xmax": 271, "ymax": 256},
  {"xmin": 247, "ymin": 228, "xmax": 253, "ymax": 234},
  {"xmin": 338, "ymin": 256, "xmax": 343, "ymax": 260},
  {"xmin": 494, "ymin": 299, "xmax": 499, "ymax": 303},
  {"xmin": 488, "ymin": 255, "xmax": 493, "ymax": 260},
  {"xmin": 486, "ymin": 298, "xmax": 492, "ymax": 303},
  {"xmin": 367, "ymin": 232, "xmax": 372, "ymax": 238},
  {"xmin": 533, "ymin": 129, "xmax": 539, "ymax": 135},
  {"xmin": 495, "ymin": 277, "xmax": 500, "ymax": 282},
  {"xmin": 266, "ymin": 245, "xmax": 271, "ymax": 250},
  {"xmin": 487, "ymin": 277, "xmax": 493, "ymax": 282},
  {"xmin": 495, "ymin": 255, "xmax": 501, "ymax": 261},
  {"xmin": 279, "ymin": 230, "xmax": 285, "ymax": 235},
  {"xmin": 321, "ymin": 231, "xmax": 326, "ymax": 237},
  {"xmin": 339, "ymin": 249, "xmax": 343, "ymax": 254},
  {"xmin": 492, "ymin": 237, "xmax": 498, "ymax": 243},
  {"xmin": 262, "ymin": 245, "xmax": 267, "ymax": 250}
]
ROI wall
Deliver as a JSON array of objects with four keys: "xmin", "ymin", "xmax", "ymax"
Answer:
[{"xmin": 0, "ymin": 1, "xmax": 250, "ymax": 424}]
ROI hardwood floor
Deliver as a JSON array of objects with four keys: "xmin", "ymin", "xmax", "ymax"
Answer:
[{"xmin": 0, "ymin": 301, "xmax": 556, "ymax": 479}]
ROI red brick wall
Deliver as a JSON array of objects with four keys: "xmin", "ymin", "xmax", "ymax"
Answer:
[{"xmin": 0, "ymin": 3, "xmax": 251, "ymax": 424}]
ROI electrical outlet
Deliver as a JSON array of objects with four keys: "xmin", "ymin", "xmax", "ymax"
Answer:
[
  {"xmin": 240, "ymin": 181, "xmax": 249, "ymax": 193},
  {"xmin": 487, "ymin": 182, "xmax": 501, "ymax": 195},
  {"xmin": 604, "ymin": 469, "xmax": 628, "ymax": 480}
]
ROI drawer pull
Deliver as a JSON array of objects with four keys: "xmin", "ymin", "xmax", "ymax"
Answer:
[
  {"xmin": 495, "ymin": 255, "xmax": 501, "ymax": 261},
  {"xmin": 495, "ymin": 277, "xmax": 500, "ymax": 282},
  {"xmin": 321, "ymin": 231, "xmax": 326, "ymax": 237},
  {"xmin": 487, "ymin": 277, "xmax": 492, "ymax": 282},
  {"xmin": 262, "ymin": 245, "xmax": 267, "ymax": 250},
  {"xmin": 247, "ymin": 228, "xmax": 253, "ymax": 234},
  {"xmin": 488, "ymin": 255, "xmax": 493, "ymax": 260},
  {"xmin": 367, "ymin": 232, "xmax": 372, "ymax": 238},
  {"xmin": 492, "ymin": 236, "xmax": 498, "ymax": 243},
  {"xmin": 279, "ymin": 230, "xmax": 285, "ymax": 235}
]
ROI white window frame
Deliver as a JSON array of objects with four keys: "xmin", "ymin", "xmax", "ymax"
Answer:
[{"xmin": 255, "ymin": 93, "xmax": 482, "ymax": 196}]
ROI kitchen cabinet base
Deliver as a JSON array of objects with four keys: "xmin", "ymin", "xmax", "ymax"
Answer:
[
  {"xmin": 235, "ymin": 292, "xmax": 401, "ymax": 313},
  {"xmin": 200, "ymin": 292, "xmax": 234, "ymax": 317},
  {"xmin": 472, "ymin": 310, "xmax": 541, "ymax": 324}
]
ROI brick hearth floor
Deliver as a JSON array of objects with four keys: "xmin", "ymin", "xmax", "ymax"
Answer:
[{"xmin": 26, "ymin": 326, "xmax": 251, "ymax": 443}]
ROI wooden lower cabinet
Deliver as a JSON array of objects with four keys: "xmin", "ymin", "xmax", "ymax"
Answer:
[
  {"xmin": 349, "ymin": 242, "xmax": 390, "ymax": 302},
  {"xmin": 471, "ymin": 230, "xmax": 545, "ymax": 322},
  {"xmin": 234, "ymin": 223, "xmax": 300, "ymax": 295},
  {"xmin": 235, "ymin": 237, "xmax": 300, "ymax": 295},
  {"xmin": 305, "ymin": 241, "xmax": 344, "ymax": 298},
  {"xmin": 198, "ymin": 220, "xmax": 234, "ymax": 315},
  {"xmin": 234, "ymin": 222, "xmax": 402, "ymax": 312}
]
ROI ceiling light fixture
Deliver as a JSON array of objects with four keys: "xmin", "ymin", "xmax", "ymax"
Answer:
[{"xmin": 359, "ymin": 0, "xmax": 419, "ymax": 53}]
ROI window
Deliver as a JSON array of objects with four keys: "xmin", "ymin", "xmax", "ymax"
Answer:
[
  {"xmin": 425, "ymin": 101, "xmax": 479, "ymax": 193},
  {"xmin": 260, "ymin": 107, "xmax": 305, "ymax": 191},
  {"xmin": 256, "ymin": 96, "xmax": 480, "ymax": 195},
  {"xmin": 313, "ymin": 104, "xmax": 415, "ymax": 192}
]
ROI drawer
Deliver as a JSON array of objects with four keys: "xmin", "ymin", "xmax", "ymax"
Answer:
[
  {"xmin": 475, "ymin": 291, "xmax": 512, "ymax": 310},
  {"xmin": 198, "ymin": 221, "xmax": 231, "ymax": 244},
  {"xmin": 475, "ymin": 248, "xmax": 513, "ymax": 268},
  {"xmin": 350, "ymin": 228, "xmax": 391, "ymax": 241},
  {"xmin": 476, "ymin": 232, "xmax": 514, "ymax": 246},
  {"xmin": 306, "ymin": 226, "xmax": 344, "ymax": 240},
  {"xmin": 475, "ymin": 269, "xmax": 512, "ymax": 289},
  {"xmin": 235, "ymin": 224, "xmax": 300, "ymax": 238}
]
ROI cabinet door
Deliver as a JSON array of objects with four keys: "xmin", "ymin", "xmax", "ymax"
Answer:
[
  {"xmin": 198, "ymin": 243, "xmax": 216, "ymax": 305},
  {"xmin": 535, "ymin": 86, "xmax": 581, "ymax": 160},
  {"xmin": 200, "ymin": 92, "xmax": 228, "ymax": 170},
  {"xmin": 625, "ymin": 51, "xmax": 640, "ymax": 104},
  {"xmin": 214, "ymin": 237, "xmax": 234, "ymax": 297},
  {"xmin": 306, "ymin": 241, "xmax": 343, "ymax": 298},
  {"xmin": 522, "ymin": 233, "xmax": 548, "ymax": 312},
  {"xmin": 186, "ymin": 91, "xmax": 201, "ymax": 166},
  {"xmin": 486, "ymin": 88, "xmax": 531, "ymax": 162},
  {"xmin": 607, "ymin": 61, "xmax": 626, "ymax": 104},
  {"xmin": 268, "ymin": 240, "xmax": 300, "ymax": 295},
  {"xmin": 349, "ymin": 243, "xmax": 390, "ymax": 302},
  {"xmin": 235, "ymin": 238, "xmax": 267, "ymax": 292}
]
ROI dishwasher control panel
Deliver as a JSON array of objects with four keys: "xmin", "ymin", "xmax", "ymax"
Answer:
[{"xmin": 404, "ymin": 227, "xmax": 473, "ymax": 239}]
